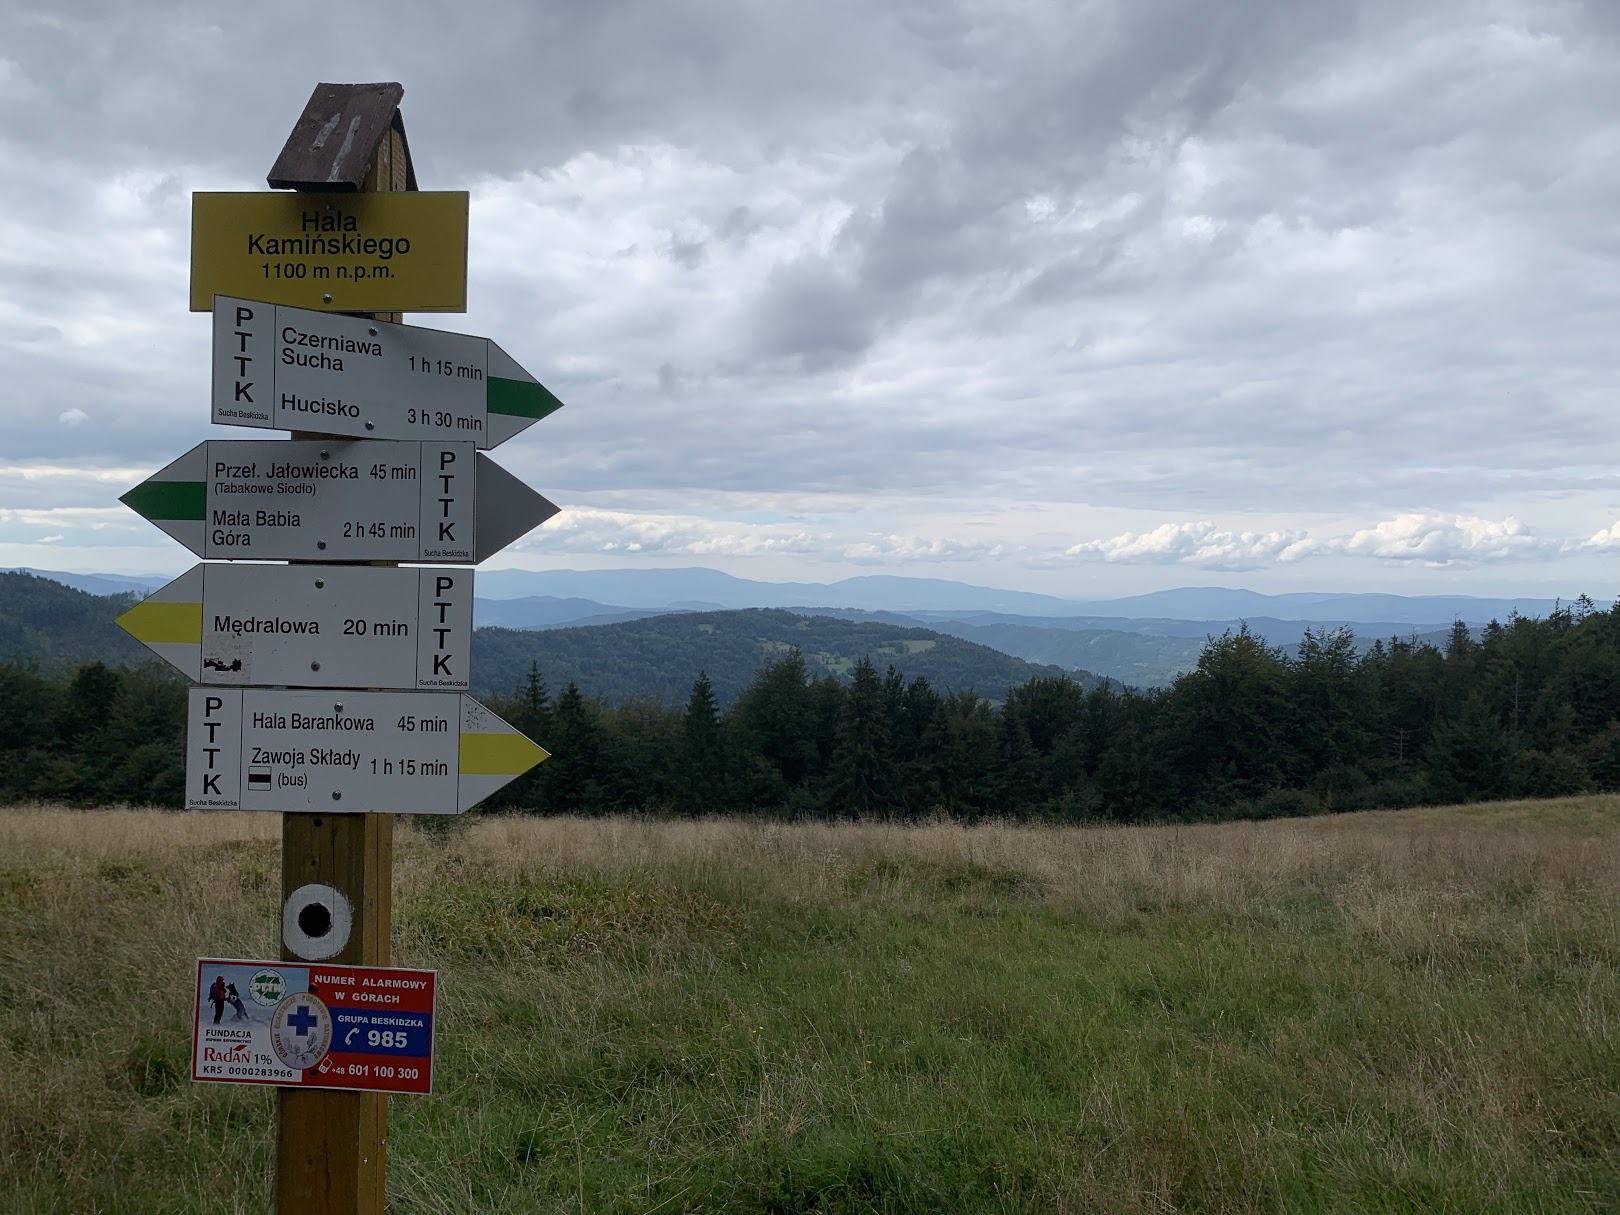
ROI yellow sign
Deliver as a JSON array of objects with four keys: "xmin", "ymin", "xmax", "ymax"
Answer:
[{"xmin": 190, "ymin": 191, "xmax": 469, "ymax": 313}]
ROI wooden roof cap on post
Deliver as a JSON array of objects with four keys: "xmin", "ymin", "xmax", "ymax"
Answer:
[{"xmin": 266, "ymin": 81, "xmax": 419, "ymax": 191}]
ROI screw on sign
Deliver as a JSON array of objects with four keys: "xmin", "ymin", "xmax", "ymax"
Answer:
[{"xmin": 114, "ymin": 81, "xmax": 571, "ymax": 1214}]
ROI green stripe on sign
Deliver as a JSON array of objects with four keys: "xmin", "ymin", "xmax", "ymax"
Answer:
[
  {"xmin": 121, "ymin": 480, "xmax": 206, "ymax": 522},
  {"xmin": 487, "ymin": 376, "xmax": 564, "ymax": 421}
]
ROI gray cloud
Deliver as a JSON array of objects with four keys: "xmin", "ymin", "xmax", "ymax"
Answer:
[
  {"xmin": 4, "ymin": 1, "xmax": 1620, "ymax": 595},
  {"xmin": 749, "ymin": 259, "xmax": 876, "ymax": 366}
]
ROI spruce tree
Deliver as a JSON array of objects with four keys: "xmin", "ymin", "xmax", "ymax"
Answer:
[
  {"xmin": 542, "ymin": 681, "xmax": 603, "ymax": 815},
  {"xmin": 731, "ymin": 651, "xmax": 817, "ymax": 807},
  {"xmin": 921, "ymin": 688, "xmax": 998, "ymax": 816},
  {"xmin": 520, "ymin": 661, "xmax": 551, "ymax": 735},
  {"xmin": 1425, "ymin": 692, "xmax": 1513, "ymax": 802},
  {"xmin": 825, "ymin": 656, "xmax": 899, "ymax": 817},
  {"xmin": 676, "ymin": 671, "xmax": 727, "ymax": 815}
]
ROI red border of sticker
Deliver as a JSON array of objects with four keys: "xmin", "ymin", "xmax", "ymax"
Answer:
[{"xmin": 192, "ymin": 958, "xmax": 436, "ymax": 1095}]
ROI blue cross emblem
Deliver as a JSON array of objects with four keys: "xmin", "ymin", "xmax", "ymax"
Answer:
[{"xmin": 288, "ymin": 1004, "xmax": 319, "ymax": 1037}]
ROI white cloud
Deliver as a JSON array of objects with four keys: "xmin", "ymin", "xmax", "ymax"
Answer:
[
  {"xmin": 519, "ymin": 509, "xmax": 1014, "ymax": 567},
  {"xmin": 1336, "ymin": 513, "xmax": 1555, "ymax": 565},
  {"xmin": 528, "ymin": 508, "xmax": 827, "ymax": 558},
  {"xmin": 0, "ymin": 505, "xmax": 131, "ymax": 532},
  {"xmin": 1065, "ymin": 512, "xmax": 1565, "ymax": 571},
  {"xmin": 57, "ymin": 408, "xmax": 87, "ymax": 427},
  {"xmin": 1067, "ymin": 521, "xmax": 1314, "ymax": 569},
  {"xmin": 0, "ymin": 464, "xmax": 153, "ymax": 484},
  {"xmin": 841, "ymin": 534, "xmax": 1010, "ymax": 564}
]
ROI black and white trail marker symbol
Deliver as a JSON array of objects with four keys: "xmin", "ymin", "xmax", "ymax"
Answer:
[{"xmin": 282, "ymin": 883, "xmax": 353, "ymax": 961}]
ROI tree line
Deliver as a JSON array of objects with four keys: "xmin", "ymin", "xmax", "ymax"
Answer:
[{"xmin": 9, "ymin": 596, "xmax": 1619, "ymax": 821}]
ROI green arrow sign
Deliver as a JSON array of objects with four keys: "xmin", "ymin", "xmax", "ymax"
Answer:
[
  {"xmin": 213, "ymin": 294, "xmax": 563, "ymax": 448},
  {"xmin": 122, "ymin": 439, "xmax": 558, "ymax": 563}
]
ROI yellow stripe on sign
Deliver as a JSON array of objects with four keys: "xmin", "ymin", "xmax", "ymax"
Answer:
[
  {"xmin": 116, "ymin": 600, "xmax": 203, "ymax": 644},
  {"xmin": 459, "ymin": 732, "xmax": 549, "ymax": 776}
]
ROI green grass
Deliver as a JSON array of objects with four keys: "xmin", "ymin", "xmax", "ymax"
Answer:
[{"xmin": 2, "ymin": 802, "xmax": 1619, "ymax": 1212}]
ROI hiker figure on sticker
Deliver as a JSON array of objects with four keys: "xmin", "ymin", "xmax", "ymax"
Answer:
[{"xmin": 207, "ymin": 975, "xmax": 229, "ymax": 1024}]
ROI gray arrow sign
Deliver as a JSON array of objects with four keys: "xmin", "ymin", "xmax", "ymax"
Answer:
[
  {"xmin": 121, "ymin": 439, "xmax": 558, "ymax": 563},
  {"xmin": 117, "ymin": 564, "xmax": 474, "ymax": 691}
]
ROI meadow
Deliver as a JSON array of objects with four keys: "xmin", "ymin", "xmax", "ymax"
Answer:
[{"xmin": 1, "ymin": 799, "xmax": 1618, "ymax": 1213}]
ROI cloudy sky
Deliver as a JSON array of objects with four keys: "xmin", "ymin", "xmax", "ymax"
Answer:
[{"xmin": 4, "ymin": 0, "xmax": 1619, "ymax": 599}]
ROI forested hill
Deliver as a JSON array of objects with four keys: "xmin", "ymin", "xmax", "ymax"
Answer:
[
  {"xmin": 472, "ymin": 608, "xmax": 1105, "ymax": 704},
  {"xmin": 0, "ymin": 572, "xmax": 148, "ymax": 671},
  {"xmin": 0, "ymin": 574, "xmax": 1102, "ymax": 703},
  {"xmin": 11, "ymin": 597, "xmax": 1620, "ymax": 821}
]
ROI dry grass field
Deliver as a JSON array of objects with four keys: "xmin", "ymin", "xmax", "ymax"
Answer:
[{"xmin": 2, "ymin": 798, "xmax": 1618, "ymax": 1212}]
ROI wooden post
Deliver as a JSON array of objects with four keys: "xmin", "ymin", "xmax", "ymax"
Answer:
[
  {"xmin": 277, "ymin": 815, "xmax": 392, "ymax": 1213},
  {"xmin": 277, "ymin": 120, "xmax": 409, "ymax": 1215}
]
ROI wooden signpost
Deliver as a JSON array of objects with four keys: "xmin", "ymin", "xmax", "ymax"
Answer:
[{"xmin": 121, "ymin": 81, "xmax": 565, "ymax": 1213}]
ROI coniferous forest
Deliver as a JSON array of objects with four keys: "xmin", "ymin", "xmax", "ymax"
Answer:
[{"xmin": 6, "ymin": 596, "xmax": 1620, "ymax": 821}]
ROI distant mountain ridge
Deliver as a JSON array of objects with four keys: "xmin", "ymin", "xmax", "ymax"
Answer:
[
  {"xmin": 1058, "ymin": 586, "xmax": 1571, "ymax": 625},
  {"xmin": 465, "ymin": 567, "xmax": 1569, "ymax": 624},
  {"xmin": 11, "ymin": 568, "xmax": 168, "ymax": 597},
  {"xmin": 474, "ymin": 595, "xmax": 675, "ymax": 630},
  {"xmin": 473, "ymin": 608, "xmax": 1106, "ymax": 705},
  {"xmin": 0, "ymin": 573, "xmax": 1106, "ymax": 705},
  {"xmin": 16, "ymin": 567, "xmax": 1587, "ymax": 689},
  {"xmin": 29, "ymin": 565, "xmax": 1575, "ymax": 625},
  {"xmin": 471, "ymin": 567, "xmax": 1091, "ymax": 615}
]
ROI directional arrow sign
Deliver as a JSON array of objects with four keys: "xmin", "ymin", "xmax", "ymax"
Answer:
[
  {"xmin": 186, "ymin": 688, "xmax": 546, "ymax": 814},
  {"xmin": 117, "ymin": 565, "xmax": 473, "ymax": 691},
  {"xmin": 212, "ymin": 295, "xmax": 562, "ymax": 448},
  {"xmin": 120, "ymin": 440, "xmax": 558, "ymax": 563}
]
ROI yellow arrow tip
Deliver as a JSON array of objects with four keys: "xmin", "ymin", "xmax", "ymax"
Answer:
[
  {"xmin": 459, "ymin": 731, "xmax": 548, "ymax": 777},
  {"xmin": 118, "ymin": 600, "xmax": 203, "ymax": 645}
]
